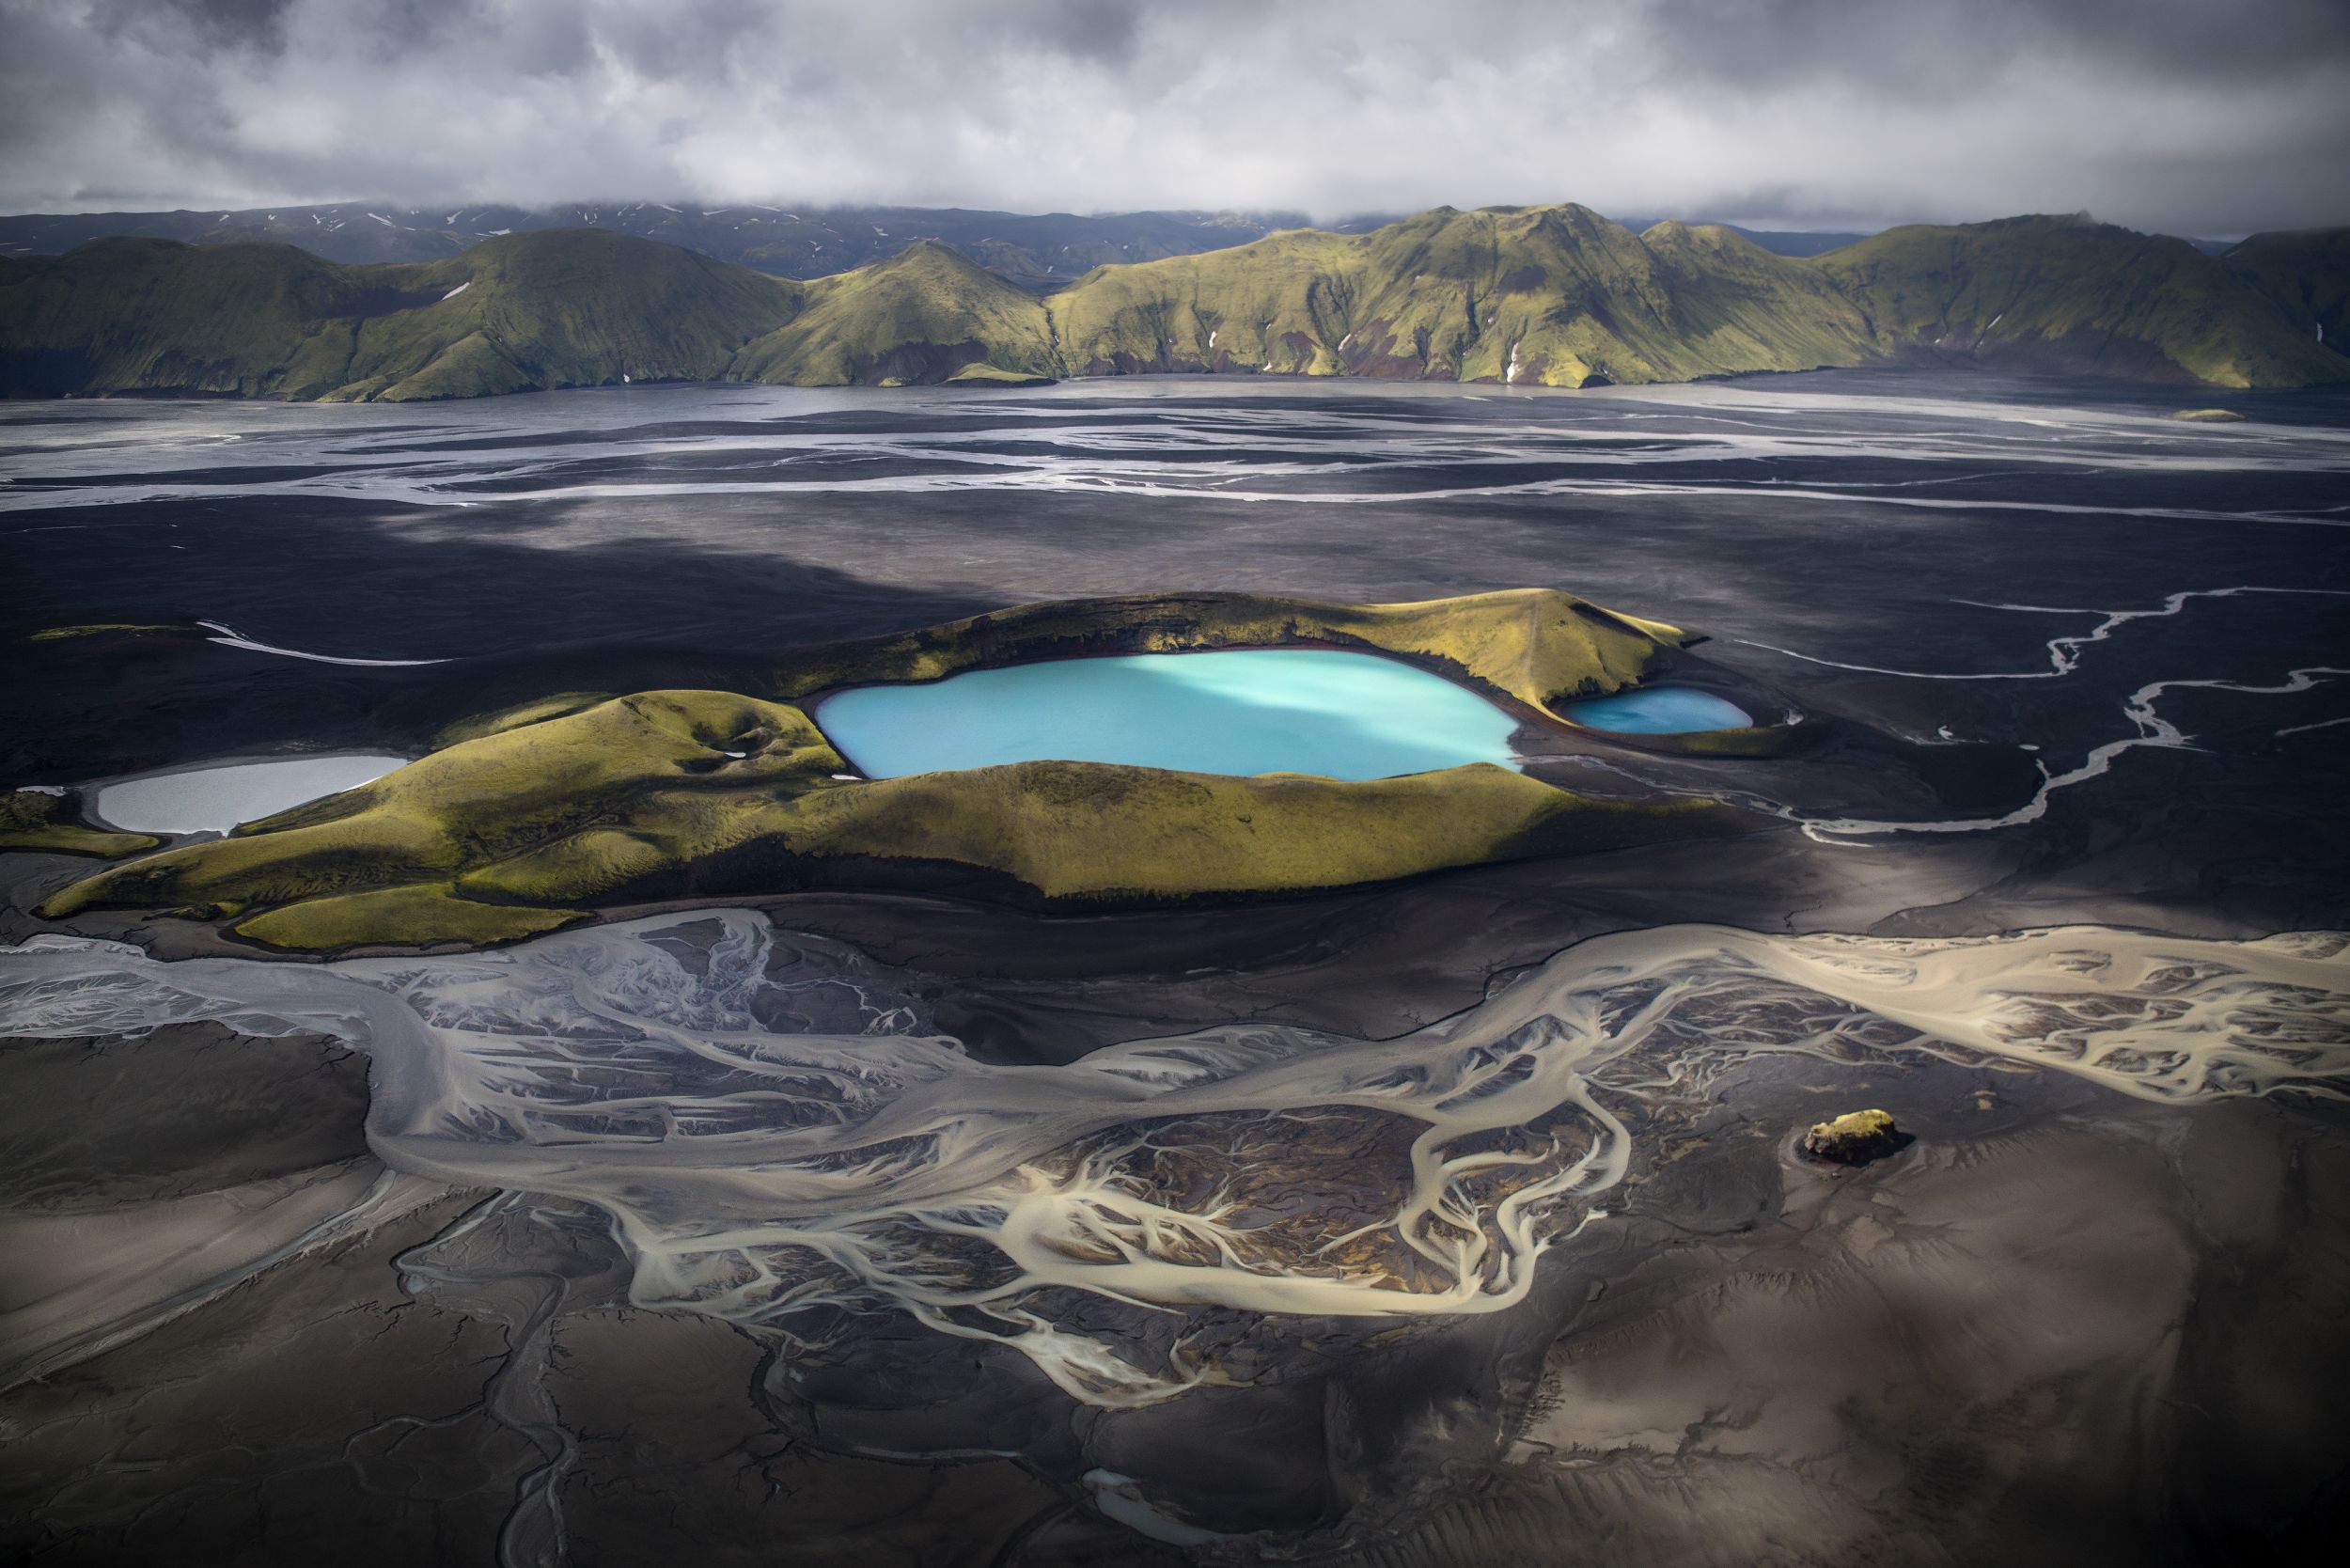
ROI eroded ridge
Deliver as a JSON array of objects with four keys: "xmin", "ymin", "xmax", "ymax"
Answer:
[{"xmin": 3, "ymin": 917, "xmax": 2343, "ymax": 1404}]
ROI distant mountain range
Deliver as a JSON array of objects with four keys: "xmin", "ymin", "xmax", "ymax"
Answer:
[
  {"xmin": 3, "ymin": 205, "xmax": 2342, "ymax": 401},
  {"xmin": 0, "ymin": 202, "xmax": 1317, "ymax": 291},
  {"xmin": 0, "ymin": 201, "xmax": 1906, "ymax": 285}
]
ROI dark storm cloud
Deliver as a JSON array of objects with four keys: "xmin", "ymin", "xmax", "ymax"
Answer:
[
  {"xmin": 1646, "ymin": 0, "xmax": 2350, "ymax": 93},
  {"xmin": 92, "ymin": 0, "xmax": 295, "ymax": 52},
  {"xmin": 3, "ymin": 0, "xmax": 2346, "ymax": 234}
]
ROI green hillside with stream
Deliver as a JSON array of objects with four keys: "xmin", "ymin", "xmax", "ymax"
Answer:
[
  {"xmin": 1050, "ymin": 205, "xmax": 1884, "ymax": 385},
  {"xmin": 4, "ymin": 207, "xmax": 2342, "ymax": 399},
  {"xmin": 1813, "ymin": 215, "xmax": 2346, "ymax": 387},
  {"xmin": 2224, "ymin": 227, "xmax": 2350, "ymax": 356}
]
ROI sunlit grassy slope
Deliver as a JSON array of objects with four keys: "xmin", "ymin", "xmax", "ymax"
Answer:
[
  {"xmin": 1050, "ymin": 206, "xmax": 1879, "ymax": 385},
  {"xmin": 6, "ymin": 207, "xmax": 2342, "ymax": 398},
  {"xmin": 728, "ymin": 241, "xmax": 1058, "ymax": 384}
]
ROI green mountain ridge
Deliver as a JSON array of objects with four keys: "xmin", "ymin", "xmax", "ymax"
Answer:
[
  {"xmin": 1815, "ymin": 215, "xmax": 2342, "ymax": 387},
  {"xmin": 1052, "ymin": 206, "xmax": 1870, "ymax": 384},
  {"xmin": 5, "ymin": 206, "xmax": 2343, "ymax": 400},
  {"xmin": 0, "ymin": 230, "xmax": 802, "ymax": 400},
  {"xmin": 728, "ymin": 240, "xmax": 1056, "ymax": 386},
  {"xmin": 2224, "ymin": 227, "xmax": 2350, "ymax": 354}
]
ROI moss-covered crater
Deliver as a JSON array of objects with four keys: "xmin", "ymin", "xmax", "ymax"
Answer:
[{"xmin": 39, "ymin": 589, "xmax": 1748, "ymax": 951}]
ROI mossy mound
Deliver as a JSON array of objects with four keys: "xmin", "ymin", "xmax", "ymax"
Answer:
[
  {"xmin": 720, "ymin": 760, "xmax": 1706, "ymax": 902},
  {"xmin": 775, "ymin": 587, "xmax": 1689, "ymax": 722},
  {"xmin": 430, "ymin": 690, "xmax": 616, "ymax": 747},
  {"xmin": 1804, "ymin": 1108, "xmax": 1903, "ymax": 1165},
  {"xmin": 2172, "ymin": 407, "xmax": 2247, "ymax": 422},
  {"xmin": 43, "ymin": 689, "xmax": 843, "ymax": 923},
  {"xmin": 233, "ymin": 884, "xmax": 585, "ymax": 951},
  {"xmin": 0, "ymin": 790, "xmax": 160, "ymax": 858},
  {"xmin": 39, "ymin": 589, "xmax": 1744, "ymax": 950},
  {"xmin": 44, "ymin": 694, "xmax": 1734, "ymax": 950},
  {"xmin": 945, "ymin": 361, "xmax": 1057, "ymax": 385}
]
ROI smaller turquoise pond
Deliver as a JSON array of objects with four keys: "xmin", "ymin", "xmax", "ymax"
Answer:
[
  {"xmin": 813, "ymin": 650, "xmax": 1522, "ymax": 781},
  {"xmin": 1561, "ymin": 688, "xmax": 1754, "ymax": 734}
]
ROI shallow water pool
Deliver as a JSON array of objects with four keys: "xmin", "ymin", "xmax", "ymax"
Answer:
[
  {"xmin": 91, "ymin": 754, "xmax": 411, "ymax": 837},
  {"xmin": 813, "ymin": 650, "xmax": 1521, "ymax": 780},
  {"xmin": 1560, "ymin": 688, "xmax": 1755, "ymax": 734}
]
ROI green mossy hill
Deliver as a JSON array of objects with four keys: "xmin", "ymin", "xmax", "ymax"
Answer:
[
  {"xmin": 0, "ymin": 789, "xmax": 160, "ymax": 857},
  {"xmin": 235, "ymin": 884, "xmax": 585, "ymax": 951},
  {"xmin": 1812, "ymin": 214, "xmax": 2346, "ymax": 387},
  {"xmin": 431, "ymin": 690, "xmax": 616, "ymax": 747},
  {"xmin": 349, "ymin": 229, "xmax": 807, "ymax": 401},
  {"xmin": 41, "ymin": 685, "xmax": 1731, "ymax": 950},
  {"xmin": 9, "ymin": 206, "xmax": 2345, "ymax": 400},
  {"xmin": 1046, "ymin": 227, "xmax": 1363, "ymax": 378},
  {"xmin": 2224, "ymin": 227, "xmax": 2350, "ymax": 359},
  {"xmin": 1047, "ymin": 205, "xmax": 2342, "ymax": 388},
  {"xmin": 774, "ymin": 588, "xmax": 1689, "ymax": 720},
  {"xmin": 728, "ymin": 242, "xmax": 1058, "ymax": 385},
  {"xmin": 1049, "ymin": 206, "xmax": 1877, "ymax": 386},
  {"xmin": 749, "ymin": 760, "xmax": 1700, "ymax": 902},
  {"xmin": 38, "ymin": 588, "xmax": 1722, "ymax": 946},
  {"xmin": 42, "ymin": 690, "xmax": 845, "ymax": 922},
  {"xmin": 0, "ymin": 230, "xmax": 1055, "ymax": 400},
  {"xmin": 0, "ymin": 231, "xmax": 802, "ymax": 400}
]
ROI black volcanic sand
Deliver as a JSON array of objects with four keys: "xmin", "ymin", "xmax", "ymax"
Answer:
[{"xmin": 4, "ymin": 372, "xmax": 2349, "ymax": 1566}]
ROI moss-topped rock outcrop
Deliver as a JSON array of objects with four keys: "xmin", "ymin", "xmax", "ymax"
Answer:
[
  {"xmin": 37, "ymin": 589, "xmax": 1741, "ymax": 950},
  {"xmin": 1804, "ymin": 1109, "xmax": 1903, "ymax": 1165}
]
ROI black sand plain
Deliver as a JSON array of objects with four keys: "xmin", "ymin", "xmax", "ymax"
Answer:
[{"xmin": 3, "ymin": 370, "xmax": 2348, "ymax": 1566}]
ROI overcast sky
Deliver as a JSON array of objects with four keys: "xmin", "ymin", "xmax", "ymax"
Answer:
[{"xmin": 3, "ymin": 0, "xmax": 2346, "ymax": 234}]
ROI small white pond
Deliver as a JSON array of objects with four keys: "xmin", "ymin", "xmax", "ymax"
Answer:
[{"xmin": 90, "ymin": 754, "xmax": 411, "ymax": 837}]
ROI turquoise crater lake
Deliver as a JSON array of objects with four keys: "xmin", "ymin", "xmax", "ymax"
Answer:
[
  {"xmin": 812, "ymin": 650, "xmax": 1525, "ymax": 781},
  {"xmin": 1561, "ymin": 688, "xmax": 1755, "ymax": 733}
]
